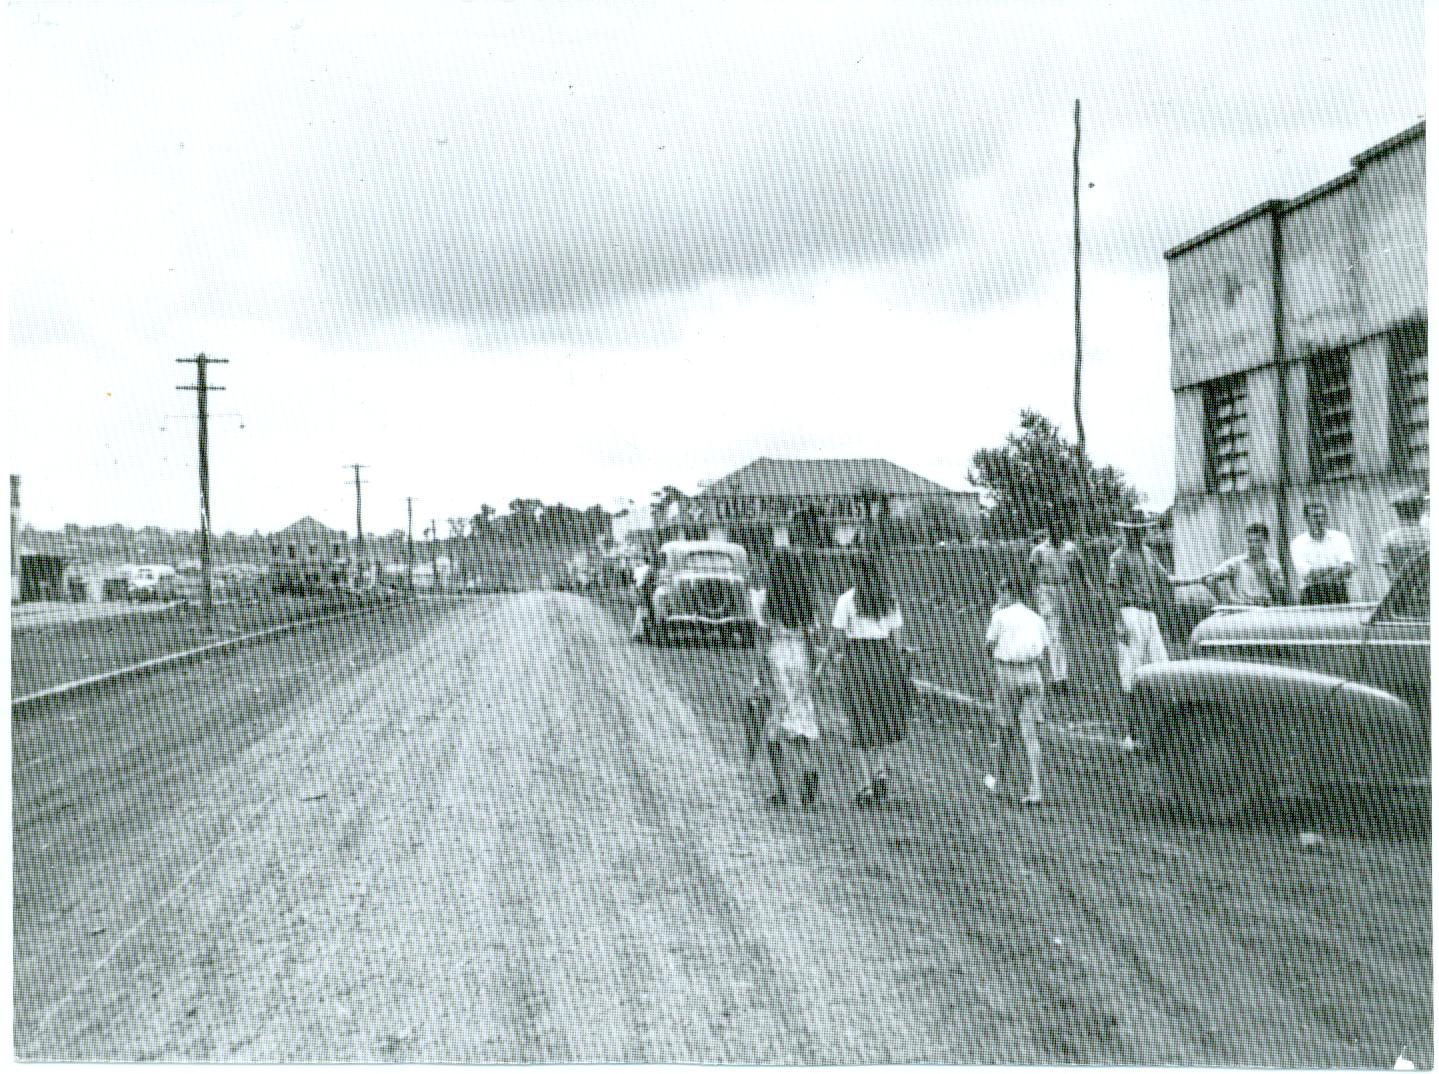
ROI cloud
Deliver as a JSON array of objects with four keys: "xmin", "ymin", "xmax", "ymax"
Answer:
[{"xmin": 261, "ymin": 78, "xmax": 999, "ymax": 345}]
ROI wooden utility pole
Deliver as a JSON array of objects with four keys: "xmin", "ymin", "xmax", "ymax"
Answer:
[
  {"xmin": 177, "ymin": 353, "xmax": 227, "ymax": 629},
  {"xmin": 1073, "ymin": 99, "xmax": 1086, "ymax": 462},
  {"xmin": 406, "ymin": 496, "xmax": 415, "ymax": 590},
  {"xmin": 346, "ymin": 464, "xmax": 368, "ymax": 581}
]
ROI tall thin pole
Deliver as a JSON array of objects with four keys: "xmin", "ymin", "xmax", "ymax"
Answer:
[
  {"xmin": 406, "ymin": 497, "xmax": 415, "ymax": 590},
  {"xmin": 346, "ymin": 464, "xmax": 368, "ymax": 580},
  {"xmin": 1073, "ymin": 99, "xmax": 1085, "ymax": 461},
  {"xmin": 1072, "ymin": 98, "xmax": 1091, "ymax": 535},
  {"xmin": 177, "ymin": 353, "xmax": 227, "ymax": 628}
]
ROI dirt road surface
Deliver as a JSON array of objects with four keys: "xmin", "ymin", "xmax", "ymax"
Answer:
[{"xmin": 13, "ymin": 594, "xmax": 1431, "ymax": 1064}]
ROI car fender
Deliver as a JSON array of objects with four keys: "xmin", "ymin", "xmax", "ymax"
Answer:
[{"xmin": 1133, "ymin": 660, "xmax": 1424, "ymax": 785}]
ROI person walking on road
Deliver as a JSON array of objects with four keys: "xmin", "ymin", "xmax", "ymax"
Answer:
[
  {"xmin": 1028, "ymin": 526, "xmax": 1074, "ymax": 694},
  {"xmin": 984, "ymin": 571, "xmax": 1050, "ymax": 806},
  {"xmin": 1172, "ymin": 521, "xmax": 1287, "ymax": 607},
  {"xmin": 1107, "ymin": 515, "xmax": 1171, "ymax": 741},
  {"xmin": 1379, "ymin": 490, "xmax": 1429, "ymax": 583},
  {"xmin": 631, "ymin": 551, "xmax": 663, "ymax": 640},
  {"xmin": 1290, "ymin": 503, "xmax": 1355, "ymax": 605},
  {"xmin": 831, "ymin": 553, "xmax": 914, "ymax": 806},
  {"xmin": 753, "ymin": 549, "xmax": 823, "ymax": 808}
]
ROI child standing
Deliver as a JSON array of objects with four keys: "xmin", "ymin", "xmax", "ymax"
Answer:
[{"xmin": 984, "ymin": 571, "xmax": 1050, "ymax": 806}]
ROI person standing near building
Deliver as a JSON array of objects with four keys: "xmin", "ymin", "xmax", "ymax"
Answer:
[
  {"xmin": 1290, "ymin": 503, "xmax": 1356, "ymax": 605},
  {"xmin": 831, "ymin": 553, "xmax": 913, "ymax": 806},
  {"xmin": 752, "ymin": 549, "xmax": 823, "ymax": 807},
  {"xmin": 1107, "ymin": 516, "xmax": 1171, "ymax": 737},
  {"xmin": 1379, "ymin": 490, "xmax": 1429, "ymax": 583},
  {"xmin": 984, "ymin": 571, "xmax": 1050, "ymax": 806},
  {"xmin": 1028, "ymin": 526, "xmax": 1072, "ymax": 694},
  {"xmin": 1172, "ymin": 521, "xmax": 1287, "ymax": 606}
]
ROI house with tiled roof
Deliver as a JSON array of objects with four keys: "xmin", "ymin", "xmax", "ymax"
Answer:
[{"xmin": 693, "ymin": 457, "xmax": 982, "ymax": 547}]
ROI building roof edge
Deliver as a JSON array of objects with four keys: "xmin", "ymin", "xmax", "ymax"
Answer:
[
  {"xmin": 1352, "ymin": 120, "xmax": 1426, "ymax": 167},
  {"xmin": 1164, "ymin": 199, "xmax": 1287, "ymax": 261}
]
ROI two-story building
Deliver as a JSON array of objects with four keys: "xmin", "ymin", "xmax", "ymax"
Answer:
[
  {"xmin": 1167, "ymin": 122, "xmax": 1426, "ymax": 602},
  {"xmin": 692, "ymin": 456, "xmax": 983, "ymax": 547}
]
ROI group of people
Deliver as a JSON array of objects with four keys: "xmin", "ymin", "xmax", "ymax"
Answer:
[
  {"xmin": 744, "ymin": 548, "xmax": 1059, "ymax": 808},
  {"xmin": 636, "ymin": 489, "xmax": 1428, "ymax": 812},
  {"xmin": 750, "ymin": 550, "xmax": 916, "ymax": 809},
  {"xmin": 1041, "ymin": 491, "xmax": 1430, "ymax": 744}
]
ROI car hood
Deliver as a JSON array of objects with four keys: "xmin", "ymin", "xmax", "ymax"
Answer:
[{"xmin": 1191, "ymin": 602, "xmax": 1377, "ymax": 648}]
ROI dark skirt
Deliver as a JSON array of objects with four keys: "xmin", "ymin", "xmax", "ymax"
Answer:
[{"xmin": 840, "ymin": 638, "xmax": 915, "ymax": 750}]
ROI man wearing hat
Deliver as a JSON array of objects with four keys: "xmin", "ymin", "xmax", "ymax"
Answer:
[
  {"xmin": 1380, "ymin": 489, "xmax": 1429, "ymax": 583},
  {"xmin": 1106, "ymin": 514, "xmax": 1171, "ymax": 715}
]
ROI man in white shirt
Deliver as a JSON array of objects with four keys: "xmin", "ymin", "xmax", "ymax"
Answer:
[
  {"xmin": 1290, "ymin": 503, "xmax": 1355, "ymax": 605},
  {"xmin": 1379, "ymin": 490, "xmax": 1429, "ymax": 583},
  {"xmin": 1172, "ymin": 521, "xmax": 1286, "ymax": 606},
  {"xmin": 984, "ymin": 572, "xmax": 1050, "ymax": 806}
]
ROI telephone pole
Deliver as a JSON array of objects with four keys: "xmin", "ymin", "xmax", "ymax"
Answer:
[
  {"xmin": 177, "ymin": 353, "xmax": 227, "ymax": 629},
  {"xmin": 346, "ymin": 464, "xmax": 368, "ymax": 581},
  {"xmin": 406, "ymin": 496, "xmax": 415, "ymax": 591},
  {"xmin": 1073, "ymin": 98, "xmax": 1086, "ymax": 462}
]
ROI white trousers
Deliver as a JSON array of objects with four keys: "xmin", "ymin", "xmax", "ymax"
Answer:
[
  {"xmin": 1116, "ymin": 607, "xmax": 1168, "ymax": 693},
  {"xmin": 1035, "ymin": 583, "xmax": 1070, "ymax": 683}
]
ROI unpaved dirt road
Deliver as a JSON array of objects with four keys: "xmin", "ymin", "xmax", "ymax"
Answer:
[{"xmin": 13, "ymin": 594, "xmax": 1432, "ymax": 1064}]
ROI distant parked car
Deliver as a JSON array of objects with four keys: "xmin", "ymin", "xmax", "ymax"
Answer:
[
  {"xmin": 125, "ymin": 564, "xmax": 178, "ymax": 601},
  {"xmin": 640, "ymin": 539, "xmax": 758, "ymax": 646},
  {"xmin": 1132, "ymin": 552, "xmax": 1429, "ymax": 820}
]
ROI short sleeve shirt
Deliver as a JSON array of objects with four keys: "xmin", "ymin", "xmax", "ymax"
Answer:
[
  {"xmin": 1380, "ymin": 522, "xmax": 1429, "ymax": 575},
  {"xmin": 1212, "ymin": 553, "xmax": 1285, "ymax": 606},
  {"xmin": 985, "ymin": 602, "xmax": 1050, "ymax": 662},
  {"xmin": 1029, "ymin": 542, "xmax": 1068, "ymax": 586},
  {"xmin": 1290, "ymin": 529, "xmax": 1355, "ymax": 585},
  {"xmin": 832, "ymin": 587, "xmax": 902, "ymax": 640}
]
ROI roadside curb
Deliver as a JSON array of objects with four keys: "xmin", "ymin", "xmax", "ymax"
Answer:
[{"xmin": 12, "ymin": 597, "xmax": 422, "ymax": 714}]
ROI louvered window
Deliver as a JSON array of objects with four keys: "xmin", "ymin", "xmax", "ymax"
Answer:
[
  {"xmin": 1203, "ymin": 374, "xmax": 1250, "ymax": 492},
  {"xmin": 1308, "ymin": 349, "xmax": 1355, "ymax": 481},
  {"xmin": 1389, "ymin": 317, "xmax": 1428, "ymax": 475}
]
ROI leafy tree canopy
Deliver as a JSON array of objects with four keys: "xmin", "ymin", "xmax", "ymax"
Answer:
[{"xmin": 968, "ymin": 410, "xmax": 1142, "ymax": 539}]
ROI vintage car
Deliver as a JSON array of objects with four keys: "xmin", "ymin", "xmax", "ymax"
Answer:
[
  {"xmin": 1132, "ymin": 551, "xmax": 1429, "ymax": 819},
  {"xmin": 640, "ymin": 539, "xmax": 758, "ymax": 646}
]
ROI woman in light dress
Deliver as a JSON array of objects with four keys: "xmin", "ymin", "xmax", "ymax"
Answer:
[
  {"xmin": 754, "ymin": 548, "xmax": 822, "ymax": 807},
  {"xmin": 831, "ymin": 553, "xmax": 913, "ymax": 806}
]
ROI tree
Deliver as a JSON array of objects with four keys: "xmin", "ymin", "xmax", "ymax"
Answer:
[
  {"xmin": 854, "ymin": 484, "xmax": 890, "ymax": 525},
  {"xmin": 968, "ymin": 410, "xmax": 1141, "ymax": 539},
  {"xmin": 651, "ymin": 485, "xmax": 687, "ymax": 522},
  {"xmin": 471, "ymin": 504, "xmax": 496, "ymax": 536}
]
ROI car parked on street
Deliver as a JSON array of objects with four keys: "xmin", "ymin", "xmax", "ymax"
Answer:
[
  {"xmin": 1132, "ymin": 552, "xmax": 1429, "ymax": 820},
  {"xmin": 640, "ymin": 539, "xmax": 758, "ymax": 646}
]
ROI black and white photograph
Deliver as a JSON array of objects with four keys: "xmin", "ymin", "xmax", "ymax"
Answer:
[{"xmin": 7, "ymin": 0, "xmax": 1429, "ymax": 1065}]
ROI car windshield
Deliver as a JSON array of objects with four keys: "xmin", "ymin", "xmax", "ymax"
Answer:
[
  {"xmin": 1378, "ymin": 553, "xmax": 1429, "ymax": 621},
  {"xmin": 672, "ymin": 550, "xmax": 742, "ymax": 572}
]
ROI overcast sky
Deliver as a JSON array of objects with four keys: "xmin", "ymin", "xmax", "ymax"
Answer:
[{"xmin": 6, "ymin": 0, "xmax": 1425, "ymax": 536}]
